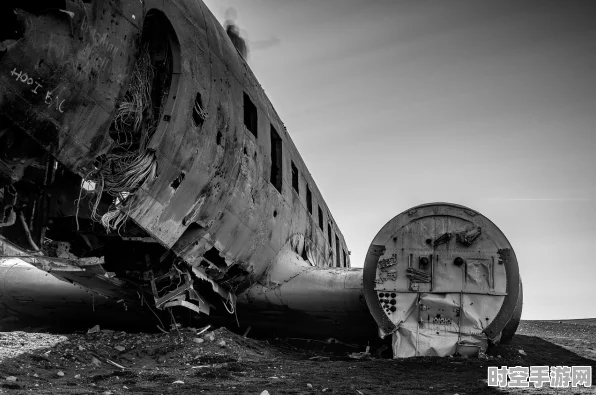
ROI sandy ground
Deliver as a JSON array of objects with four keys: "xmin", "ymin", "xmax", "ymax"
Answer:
[{"xmin": 0, "ymin": 321, "xmax": 593, "ymax": 395}]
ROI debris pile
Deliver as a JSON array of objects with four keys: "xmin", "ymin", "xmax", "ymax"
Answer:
[{"xmin": 0, "ymin": 326, "xmax": 276, "ymax": 393}]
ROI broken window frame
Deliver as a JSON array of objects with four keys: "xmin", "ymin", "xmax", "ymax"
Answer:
[
  {"xmin": 243, "ymin": 92, "xmax": 258, "ymax": 137},
  {"xmin": 335, "ymin": 234, "xmax": 340, "ymax": 267},
  {"xmin": 291, "ymin": 161, "xmax": 299, "ymax": 194},
  {"xmin": 306, "ymin": 185, "xmax": 312, "ymax": 214},
  {"xmin": 318, "ymin": 206, "xmax": 323, "ymax": 231},
  {"xmin": 270, "ymin": 125, "xmax": 283, "ymax": 193}
]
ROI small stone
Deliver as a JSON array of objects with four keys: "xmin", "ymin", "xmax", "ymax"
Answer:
[
  {"xmin": 102, "ymin": 391, "xmax": 113, "ymax": 395},
  {"xmin": 307, "ymin": 383, "xmax": 313, "ymax": 388},
  {"xmin": 33, "ymin": 374, "xmax": 38, "ymax": 378},
  {"xmin": 87, "ymin": 325, "xmax": 100, "ymax": 334},
  {"xmin": 260, "ymin": 391, "xmax": 270, "ymax": 395},
  {"xmin": 173, "ymin": 380, "xmax": 184, "ymax": 384},
  {"xmin": 205, "ymin": 333, "xmax": 215, "ymax": 341},
  {"xmin": 5, "ymin": 376, "xmax": 17, "ymax": 382},
  {"xmin": 57, "ymin": 371, "xmax": 65, "ymax": 377},
  {"xmin": 91, "ymin": 357, "xmax": 102, "ymax": 367},
  {"xmin": 78, "ymin": 345, "xmax": 85, "ymax": 351},
  {"xmin": 518, "ymin": 349, "xmax": 526, "ymax": 356},
  {"xmin": 74, "ymin": 374, "xmax": 81, "ymax": 379},
  {"xmin": 114, "ymin": 345, "xmax": 125, "ymax": 352},
  {"xmin": 322, "ymin": 389, "xmax": 329, "ymax": 393},
  {"xmin": 193, "ymin": 338, "xmax": 204, "ymax": 344},
  {"xmin": 218, "ymin": 340, "xmax": 226, "ymax": 347}
]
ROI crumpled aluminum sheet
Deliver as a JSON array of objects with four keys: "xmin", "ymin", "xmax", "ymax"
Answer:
[{"xmin": 390, "ymin": 292, "xmax": 504, "ymax": 358}]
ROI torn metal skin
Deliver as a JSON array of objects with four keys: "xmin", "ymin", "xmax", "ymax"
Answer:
[{"xmin": 0, "ymin": 0, "xmax": 352, "ymax": 334}]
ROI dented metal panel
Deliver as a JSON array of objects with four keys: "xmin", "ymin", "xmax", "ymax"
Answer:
[
  {"xmin": 0, "ymin": 0, "xmax": 352, "ymax": 328},
  {"xmin": 363, "ymin": 203, "xmax": 522, "ymax": 357}
]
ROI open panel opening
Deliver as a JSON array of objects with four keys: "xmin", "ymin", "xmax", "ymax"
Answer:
[{"xmin": 192, "ymin": 92, "xmax": 207, "ymax": 127}]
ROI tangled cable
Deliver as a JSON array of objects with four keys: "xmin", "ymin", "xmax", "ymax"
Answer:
[{"xmin": 79, "ymin": 45, "xmax": 161, "ymax": 233}]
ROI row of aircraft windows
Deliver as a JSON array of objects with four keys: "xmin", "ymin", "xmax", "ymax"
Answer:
[{"xmin": 244, "ymin": 92, "xmax": 348, "ymax": 267}]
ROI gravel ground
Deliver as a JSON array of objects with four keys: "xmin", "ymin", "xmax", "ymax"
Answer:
[
  {"xmin": 0, "ymin": 321, "xmax": 593, "ymax": 394},
  {"xmin": 517, "ymin": 320, "xmax": 596, "ymax": 362}
]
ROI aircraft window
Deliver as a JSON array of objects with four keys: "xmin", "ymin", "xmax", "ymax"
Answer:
[
  {"xmin": 192, "ymin": 92, "xmax": 207, "ymax": 126},
  {"xmin": 306, "ymin": 185, "xmax": 312, "ymax": 214},
  {"xmin": 291, "ymin": 161, "xmax": 299, "ymax": 194},
  {"xmin": 318, "ymin": 206, "xmax": 323, "ymax": 231},
  {"xmin": 243, "ymin": 92, "xmax": 258, "ymax": 137},
  {"xmin": 335, "ymin": 234, "xmax": 340, "ymax": 267},
  {"xmin": 270, "ymin": 126, "xmax": 283, "ymax": 192}
]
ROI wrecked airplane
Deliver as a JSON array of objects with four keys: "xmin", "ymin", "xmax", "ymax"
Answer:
[{"xmin": 0, "ymin": 0, "xmax": 522, "ymax": 357}]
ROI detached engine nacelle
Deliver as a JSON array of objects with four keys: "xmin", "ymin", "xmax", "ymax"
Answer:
[{"xmin": 363, "ymin": 203, "xmax": 522, "ymax": 357}]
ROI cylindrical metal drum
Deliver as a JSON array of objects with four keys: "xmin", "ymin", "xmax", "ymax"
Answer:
[{"xmin": 363, "ymin": 203, "xmax": 522, "ymax": 357}]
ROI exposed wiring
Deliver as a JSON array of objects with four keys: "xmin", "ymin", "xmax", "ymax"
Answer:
[
  {"xmin": 82, "ymin": 46, "xmax": 160, "ymax": 233},
  {"xmin": 142, "ymin": 293, "xmax": 168, "ymax": 333},
  {"xmin": 18, "ymin": 212, "xmax": 40, "ymax": 251},
  {"xmin": 168, "ymin": 308, "xmax": 182, "ymax": 337},
  {"xmin": 223, "ymin": 296, "xmax": 235, "ymax": 314}
]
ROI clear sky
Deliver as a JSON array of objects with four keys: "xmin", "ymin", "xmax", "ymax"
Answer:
[{"xmin": 204, "ymin": 0, "xmax": 596, "ymax": 320}]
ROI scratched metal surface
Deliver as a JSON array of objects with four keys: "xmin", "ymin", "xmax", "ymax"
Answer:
[
  {"xmin": 0, "ymin": 1, "xmax": 140, "ymax": 172},
  {"xmin": 0, "ymin": 0, "xmax": 350, "ymax": 299}
]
